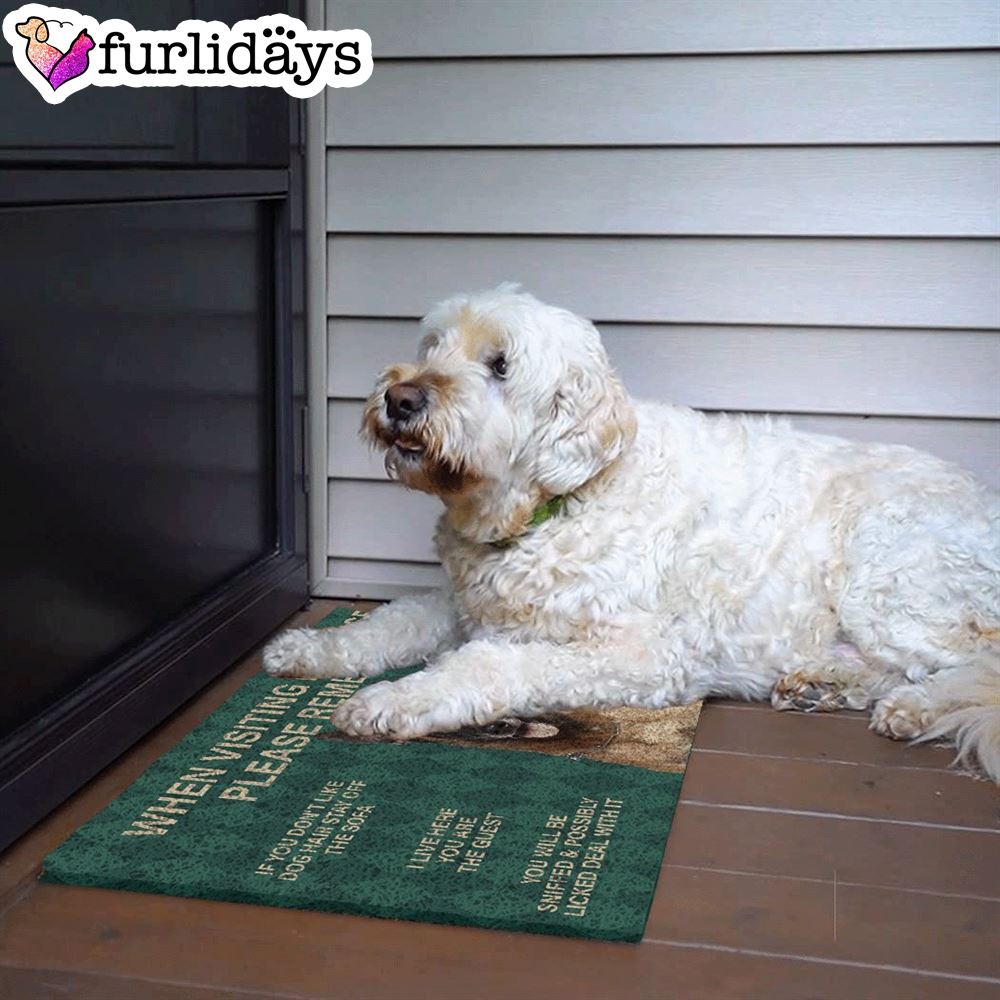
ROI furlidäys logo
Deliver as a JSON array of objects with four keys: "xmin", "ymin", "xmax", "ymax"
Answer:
[{"xmin": 2, "ymin": 5, "xmax": 372, "ymax": 104}]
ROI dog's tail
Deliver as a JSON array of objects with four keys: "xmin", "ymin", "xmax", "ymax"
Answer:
[{"xmin": 918, "ymin": 658, "xmax": 1000, "ymax": 783}]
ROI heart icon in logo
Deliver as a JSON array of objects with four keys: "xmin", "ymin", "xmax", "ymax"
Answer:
[{"xmin": 15, "ymin": 16, "xmax": 93, "ymax": 90}]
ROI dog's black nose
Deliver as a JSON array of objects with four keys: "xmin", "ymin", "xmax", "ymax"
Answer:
[{"xmin": 385, "ymin": 382, "xmax": 427, "ymax": 422}]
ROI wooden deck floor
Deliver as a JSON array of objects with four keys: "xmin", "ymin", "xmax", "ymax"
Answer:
[{"xmin": 1, "ymin": 599, "xmax": 997, "ymax": 999}]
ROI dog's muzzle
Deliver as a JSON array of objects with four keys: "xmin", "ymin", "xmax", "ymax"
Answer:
[
  {"xmin": 382, "ymin": 380, "xmax": 428, "ymax": 458},
  {"xmin": 385, "ymin": 382, "xmax": 427, "ymax": 422}
]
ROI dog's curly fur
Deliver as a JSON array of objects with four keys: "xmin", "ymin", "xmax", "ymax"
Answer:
[{"xmin": 265, "ymin": 286, "xmax": 1000, "ymax": 782}]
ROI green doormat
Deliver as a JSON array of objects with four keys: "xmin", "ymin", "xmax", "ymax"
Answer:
[{"xmin": 42, "ymin": 609, "xmax": 700, "ymax": 942}]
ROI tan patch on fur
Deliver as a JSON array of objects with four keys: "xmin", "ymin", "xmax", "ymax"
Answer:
[
  {"xmin": 970, "ymin": 622, "xmax": 1000, "ymax": 641},
  {"xmin": 381, "ymin": 363, "xmax": 418, "ymax": 387},
  {"xmin": 599, "ymin": 406, "xmax": 637, "ymax": 453},
  {"xmin": 446, "ymin": 487, "xmax": 546, "ymax": 545},
  {"xmin": 619, "ymin": 406, "xmax": 638, "ymax": 448},
  {"xmin": 361, "ymin": 358, "xmax": 481, "ymax": 500},
  {"xmin": 416, "ymin": 370, "xmax": 457, "ymax": 408},
  {"xmin": 394, "ymin": 454, "xmax": 482, "ymax": 500},
  {"xmin": 429, "ymin": 460, "xmax": 482, "ymax": 497},
  {"xmin": 595, "ymin": 377, "xmax": 638, "ymax": 454},
  {"xmin": 454, "ymin": 304, "xmax": 504, "ymax": 361}
]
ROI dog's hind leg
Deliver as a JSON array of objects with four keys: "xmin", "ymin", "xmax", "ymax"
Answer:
[
  {"xmin": 831, "ymin": 472, "xmax": 1000, "ymax": 779},
  {"xmin": 263, "ymin": 589, "xmax": 462, "ymax": 679},
  {"xmin": 871, "ymin": 664, "xmax": 1000, "ymax": 780}
]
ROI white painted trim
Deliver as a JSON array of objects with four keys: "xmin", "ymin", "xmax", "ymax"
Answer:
[
  {"xmin": 312, "ymin": 577, "xmax": 428, "ymax": 601},
  {"xmin": 305, "ymin": 0, "xmax": 329, "ymax": 593}
]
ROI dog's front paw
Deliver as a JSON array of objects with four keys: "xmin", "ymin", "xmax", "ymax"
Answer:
[
  {"xmin": 262, "ymin": 628, "xmax": 328, "ymax": 677},
  {"xmin": 332, "ymin": 680, "xmax": 450, "ymax": 739},
  {"xmin": 262, "ymin": 628, "xmax": 364, "ymax": 679}
]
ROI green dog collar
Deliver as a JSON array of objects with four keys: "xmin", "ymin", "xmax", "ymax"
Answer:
[{"xmin": 489, "ymin": 494, "xmax": 571, "ymax": 549}]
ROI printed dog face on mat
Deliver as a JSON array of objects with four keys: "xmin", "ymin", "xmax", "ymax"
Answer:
[
  {"xmin": 361, "ymin": 284, "xmax": 636, "ymax": 543},
  {"xmin": 324, "ymin": 703, "xmax": 700, "ymax": 774}
]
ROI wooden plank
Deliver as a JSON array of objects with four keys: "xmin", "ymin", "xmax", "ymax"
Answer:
[
  {"xmin": 2, "ymin": 883, "xmax": 994, "ymax": 1000},
  {"xmin": 328, "ymin": 0, "xmax": 1000, "ymax": 57},
  {"xmin": 663, "ymin": 799, "xmax": 1000, "ymax": 898},
  {"xmin": 327, "ymin": 147, "xmax": 1000, "ymax": 237},
  {"xmin": 708, "ymin": 699, "xmax": 788, "ymax": 715},
  {"xmin": 646, "ymin": 867, "xmax": 1000, "ymax": 979},
  {"xmin": 327, "ymin": 236, "xmax": 1000, "ymax": 329},
  {"xmin": 680, "ymin": 752, "xmax": 1000, "ymax": 830},
  {"xmin": 0, "ymin": 967, "xmax": 264, "ymax": 1000},
  {"xmin": 326, "ymin": 52, "xmax": 1000, "ymax": 146},
  {"xmin": 328, "ymin": 401, "xmax": 1000, "ymax": 491},
  {"xmin": 692, "ymin": 703, "xmax": 958, "ymax": 771},
  {"xmin": 327, "ymin": 321, "xmax": 1000, "ymax": 419}
]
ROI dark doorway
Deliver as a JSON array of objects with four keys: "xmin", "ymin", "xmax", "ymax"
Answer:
[{"xmin": 0, "ymin": 0, "xmax": 308, "ymax": 850}]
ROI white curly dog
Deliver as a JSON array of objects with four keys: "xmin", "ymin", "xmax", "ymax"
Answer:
[{"xmin": 265, "ymin": 286, "xmax": 1000, "ymax": 781}]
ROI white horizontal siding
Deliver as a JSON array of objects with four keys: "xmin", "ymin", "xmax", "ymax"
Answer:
[
  {"xmin": 329, "ymin": 407, "xmax": 1000, "ymax": 563},
  {"xmin": 328, "ymin": 53, "xmax": 1000, "ymax": 147},
  {"xmin": 330, "ymin": 402, "xmax": 1000, "ymax": 492},
  {"xmin": 328, "ymin": 147, "xmax": 1000, "ymax": 237},
  {"xmin": 328, "ymin": 236, "xmax": 1000, "ymax": 329},
  {"xmin": 319, "ymin": 558, "xmax": 445, "ymax": 600},
  {"xmin": 329, "ymin": 480, "xmax": 442, "ymax": 562},
  {"xmin": 789, "ymin": 416, "xmax": 1000, "ymax": 487},
  {"xmin": 319, "ymin": 2, "xmax": 999, "ymax": 597},
  {"xmin": 328, "ymin": 321, "xmax": 1000, "ymax": 419},
  {"xmin": 329, "ymin": 0, "xmax": 1000, "ymax": 56}
]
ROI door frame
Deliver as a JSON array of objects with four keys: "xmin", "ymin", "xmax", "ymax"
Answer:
[{"xmin": 0, "ymin": 165, "xmax": 308, "ymax": 851}]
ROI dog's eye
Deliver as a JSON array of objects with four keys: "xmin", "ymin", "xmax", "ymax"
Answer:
[{"xmin": 488, "ymin": 354, "xmax": 508, "ymax": 380}]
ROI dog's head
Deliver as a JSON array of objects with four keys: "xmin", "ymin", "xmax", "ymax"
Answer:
[
  {"xmin": 16, "ymin": 17, "xmax": 49, "ymax": 43},
  {"xmin": 362, "ymin": 285, "xmax": 636, "ymax": 543}
]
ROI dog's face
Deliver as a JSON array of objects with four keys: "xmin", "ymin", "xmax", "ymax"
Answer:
[
  {"xmin": 361, "ymin": 286, "xmax": 635, "ymax": 537},
  {"xmin": 16, "ymin": 17, "xmax": 49, "ymax": 43}
]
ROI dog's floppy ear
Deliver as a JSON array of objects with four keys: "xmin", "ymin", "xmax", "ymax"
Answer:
[{"xmin": 533, "ymin": 356, "xmax": 636, "ymax": 496}]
